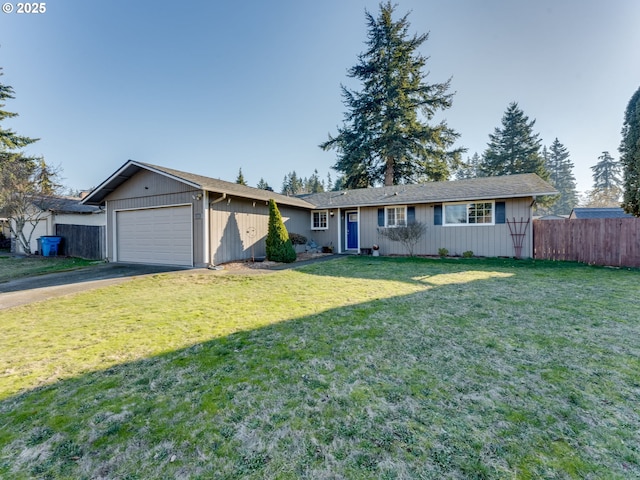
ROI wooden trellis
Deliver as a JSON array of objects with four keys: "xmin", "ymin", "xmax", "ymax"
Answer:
[{"xmin": 506, "ymin": 217, "xmax": 530, "ymax": 259}]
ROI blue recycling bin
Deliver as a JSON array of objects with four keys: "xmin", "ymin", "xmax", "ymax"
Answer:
[{"xmin": 40, "ymin": 236, "xmax": 62, "ymax": 256}]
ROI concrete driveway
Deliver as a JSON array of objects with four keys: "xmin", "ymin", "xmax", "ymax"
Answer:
[{"xmin": 0, "ymin": 263, "xmax": 192, "ymax": 310}]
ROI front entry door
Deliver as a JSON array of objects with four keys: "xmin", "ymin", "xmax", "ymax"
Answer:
[{"xmin": 346, "ymin": 211, "xmax": 358, "ymax": 250}]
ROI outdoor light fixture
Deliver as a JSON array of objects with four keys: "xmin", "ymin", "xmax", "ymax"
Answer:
[{"xmin": 192, "ymin": 193, "xmax": 203, "ymax": 201}]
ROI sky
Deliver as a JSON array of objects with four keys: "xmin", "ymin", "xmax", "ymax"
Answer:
[{"xmin": 1, "ymin": 0, "xmax": 639, "ymax": 196}]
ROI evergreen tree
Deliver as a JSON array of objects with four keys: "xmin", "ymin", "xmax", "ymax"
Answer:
[
  {"xmin": 256, "ymin": 178, "xmax": 273, "ymax": 191},
  {"xmin": 235, "ymin": 168, "xmax": 247, "ymax": 186},
  {"xmin": 0, "ymin": 68, "xmax": 62, "ymax": 253},
  {"xmin": 0, "ymin": 69, "xmax": 38, "ymax": 153},
  {"xmin": 544, "ymin": 138, "xmax": 578, "ymax": 215},
  {"xmin": 480, "ymin": 102, "xmax": 548, "ymax": 180},
  {"xmin": 265, "ymin": 199, "xmax": 296, "ymax": 263},
  {"xmin": 455, "ymin": 152, "xmax": 482, "ymax": 180},
  {"xmin": 585, "ymin": 151, "xmax": 623, "ymax": 207},
  {"xmin": 325, "ymin": 172, "xmax": 333, "ymax": 191},
  {"xmin": 620, "ymin": 85, "xmax": 640, "ymax": 216},
  {"xmin": 281, "ymin": 171, "xmax": 303, "ymax": 195},
  {"xmin": 306, "ymin": 169, "xmax": 324, "ymax": 193},
  {"xmin": 320, "ymin": 2, "xmax": 463, "ymax": 187},
  {"xmin": 592, "ymin": 151, "xmax": 622, "ymax": 189}
]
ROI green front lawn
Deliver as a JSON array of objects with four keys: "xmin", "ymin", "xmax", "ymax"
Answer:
[
  {"xmin": 0, "ymin": 255, "xmax": 97, "ymax": 283},
  {"xmin": 0, "ymin": 257, "xmax": 638, "ymax": 478}
]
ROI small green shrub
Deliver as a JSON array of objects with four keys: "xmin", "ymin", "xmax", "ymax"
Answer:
[
  {"xmin": 438, "ymin": 247, "xmax": 449, "ymax": 257},
  {"xmin": 462, "ymin": 250, "xmax": 474, "ymax": 258},
  {"xmin": 288, "ymin": 233, "xmax": 308, "ymax": 246}
]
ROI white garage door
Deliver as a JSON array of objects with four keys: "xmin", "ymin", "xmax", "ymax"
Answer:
[{"xmin": 116, "ymin": 206, "xmax": 193, "ymax": 266}]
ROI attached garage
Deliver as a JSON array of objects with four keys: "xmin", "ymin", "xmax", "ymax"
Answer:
[
  {"xmin": 81, "ymin": 160, "xmax": 316, "ymax": 267},
  {"xmin": 115, "ymin": 205, "xmax": 193, "ymax": 266}
]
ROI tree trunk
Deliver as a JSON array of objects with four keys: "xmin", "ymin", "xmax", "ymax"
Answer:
[{"xmin": 384, "ymin": 156, "xmax": 395, "ymax": 186}]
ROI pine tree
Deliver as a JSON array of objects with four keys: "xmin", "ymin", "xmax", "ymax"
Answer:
[
  {"xmin": 620, "ymin": 85, "xmax": 640, "ymax": 216},
  {"xmin": 320, "ymin": 2, "xmax": 463, "ymax": 187},
  {"xmin": 544, "ymin": 138, "xmax": 577, "ymax": 214},
  {"xmin": 281, "ymin": 171, "xmax": 303, "ymax": 195},
  {"xmin": 265, "ymin": 199, "xmax": 296, "ymax": 263},
  {"xmin": 455, "ymin": 152, "xmax": 482, "ymax": 180},
  {"xmin": 256, "ymin": 178, "xmax": 273, "ymax": 191},
  {"xmin": 325, "ymin": 172, "xmax": 333, "ymax": 191},
  {"xmin": 306, "ymin": 169, "xmax": 324, "ymax": 193},
  {"xmin": 235, "ymin": 168, "xmax": 247, "ymax": 186},
  {"xmin": 480, "ymin": 102, "xmax": 548, "ymax": 180},
  {"xmin": 585, "ymin": 151, "xmax": 623, "ymax": 207}
]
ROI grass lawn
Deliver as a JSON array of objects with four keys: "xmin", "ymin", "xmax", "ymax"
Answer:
[
  {"xmin": 0, "ymin": 255, "xmax": 98, "ymax": 283},
  {"xmin": 0, "ymin": 256, "xmax": 639, "ymax": 479}
]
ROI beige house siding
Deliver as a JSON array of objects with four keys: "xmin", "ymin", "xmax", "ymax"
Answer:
[
  {"xmin": 356, "ymin": 197, "xmax": 534, "ymax": 258},
  {"xmin": 208, "ymin": 197, "xmax": 310, "ymax": 265},
  {"xmin": 104, "ymin": 170, "xmax": 205, "ymax": 265}
]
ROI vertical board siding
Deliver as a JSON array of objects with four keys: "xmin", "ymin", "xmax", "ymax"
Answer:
[
  {"xmin": 359, "ymin": 198, "xmax": 533, "ymax": 257},
  {"xmin": 55, "ymin": 224, "xmax": 106, "ymax": 260},
  {"xmin": 534, "ymin": 218, "xmax": 640, "ymax": 267},
  {"xmin": 209, "ymin": 197, "xmax": 310, "ymax": 265}
]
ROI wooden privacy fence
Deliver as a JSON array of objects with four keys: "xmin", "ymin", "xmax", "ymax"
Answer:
[
  {"xmin": 534, "ymin": 218, "xmax": 640, "ymax": 268},
  {"xmin": 55, "ymin": 224, "xmax": 106, "ymax": 260}
]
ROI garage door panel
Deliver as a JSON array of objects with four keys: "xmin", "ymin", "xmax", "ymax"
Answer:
[{"xmin": 116, "ymin": 206, "xmax": 192, "ymax": 266}]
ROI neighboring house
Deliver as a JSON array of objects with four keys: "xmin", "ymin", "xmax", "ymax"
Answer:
[
  {"xmin": 11, "ymin": 196, "xmax": 106, "ymax": 257},
  {"xmin": 82, "ymin": 160, "xmax": 558, "ymax": 267},
  {"xmin": 569, "ymin": 207, "xmax": 633, "ymax": 219}
]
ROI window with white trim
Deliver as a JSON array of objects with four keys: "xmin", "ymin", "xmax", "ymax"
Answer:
[
  {"xmin": 444, "ymin": 201, "xmax": 494, "ymax": 225},
  {"xmin": 386, "ymin": 206, "xmax": 407, "ymax": 227},
  {"xmin": 311, "ymin": 210, "xmax": 328, "ymax": 230}
]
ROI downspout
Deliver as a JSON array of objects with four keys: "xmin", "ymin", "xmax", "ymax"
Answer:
[
  {"xmin": 208, "ymin": 193, "xmax": 227, "ymax": 268},
  {"xmin": 337, "ymin": 208, "xmax": 342, "ymax": 254},
  {"xmin": 203, "ymin": 191, "xmax": 209, "ymax": 268}
]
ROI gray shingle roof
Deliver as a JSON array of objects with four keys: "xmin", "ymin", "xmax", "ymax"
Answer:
[
  {"xmin": 571, "ymin": 207, "xmax": 632, "ymax": 219},
  {"xmin": 83, "ymin": 160, "xmax": 315, "ymax": 209},
  {"xmin": 298, "ymin": 173, "xmax": 558, "ymax": 208},
  {"xmin": 83, "ymin": 162, "xmax": 557, "ymax": 210},
  {"xmin": 32, "ymin": 195, "xmax": 103, "ymax": 214}
]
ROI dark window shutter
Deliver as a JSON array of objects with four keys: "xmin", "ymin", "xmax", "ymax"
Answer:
[
  {"xmin": 407, "ymin": 206, "xmax": 415, "ymax": 225},
  {"xmin": 434, "ymin": 204, "xmax": 442, "ymax": 225},
  {"xmin": 495, "ymin": 202, "xmax": 506, "ymax": 224},
  {"xmin": 378, "ymin": 208, "xmax": 385, "ymax": 227}
]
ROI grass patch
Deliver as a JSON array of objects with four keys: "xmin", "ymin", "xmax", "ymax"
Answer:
[
  {"xmin": 0, "ymin": 255, "xmax": 98, "ymax": 283},
  {"xmin": 0, "ymin": 256, "xmax": 639, "ymax": 478}
]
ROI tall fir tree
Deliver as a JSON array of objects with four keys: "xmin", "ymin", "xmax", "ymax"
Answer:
[
  {"xmin": 620, "ymin": 85, "xmax": 640, "ymax": 216},
  {"xmin": 281, "ymin": 171, "xmax": 303, "ymax": 196},
  {"xmin": 235, "ymin": 168, "xmax": 247, "ymax": 186},
  {"xmin": 321, "ymin": 2, "xmax": 463, "ymax": 187},
  {"xmin": 543, "ymin": 138, "xmax": 577, "ymax": 215},
  {"xmin": 480, "ymin": 102, "xmax": 548, "ymax": 180},
  {"xmin": 585, "ymin": 151, "xmax": 623, "ymax": 207},
  {"xmin": 256, "ymin": 178, "xmax": 273, "ymax": 191},
  {"xmin": 305, "ymin": 169, "xmax": 324, "ymax": 193},
  {"xmin": 455, "ymin": 152, "xmax": 482, "ymax": 180}
]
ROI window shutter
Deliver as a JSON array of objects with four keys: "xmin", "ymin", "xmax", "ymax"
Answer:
[
  {"xmin": 495, "ymin": 202, "xmax": 506, "ymax": 224},
  {"xmin": 407, "ymin": 206, "xmax": 415, "ymax": 225},
  {"xmin": 378, "ymin": 208, "xmax": 385, "ymax": 227},
  {"xmin": 434, "ymin": 204, "xmax": 442, "ymax": 225}
]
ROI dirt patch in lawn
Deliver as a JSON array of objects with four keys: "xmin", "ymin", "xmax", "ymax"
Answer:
[{"xmin": 219, "ymin": 252, "xmax": 334, "ymax": 272}]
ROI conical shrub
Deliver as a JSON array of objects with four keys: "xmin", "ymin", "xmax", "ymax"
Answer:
[{"xmin": 266, "ymin": 199, "xmax": 297, "ymax": 263}]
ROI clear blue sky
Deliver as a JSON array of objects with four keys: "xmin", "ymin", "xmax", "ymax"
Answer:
[{"xmin": 1, "ymin": 0, "xmax": 639, "ymax": 195}]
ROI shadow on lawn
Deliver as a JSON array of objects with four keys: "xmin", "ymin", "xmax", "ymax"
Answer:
[
  {"xmin": 0, "ymin": 258, "xmax": 635, "ymax": 479},
  {"xmin": 0, "ymin": 267, "xmax": 521, "ymax": 479}
]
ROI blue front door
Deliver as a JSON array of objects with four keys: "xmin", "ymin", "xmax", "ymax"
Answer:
[{"xmin": 346, "ymin": 211, "xmax": 358, "ymax": 250}]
